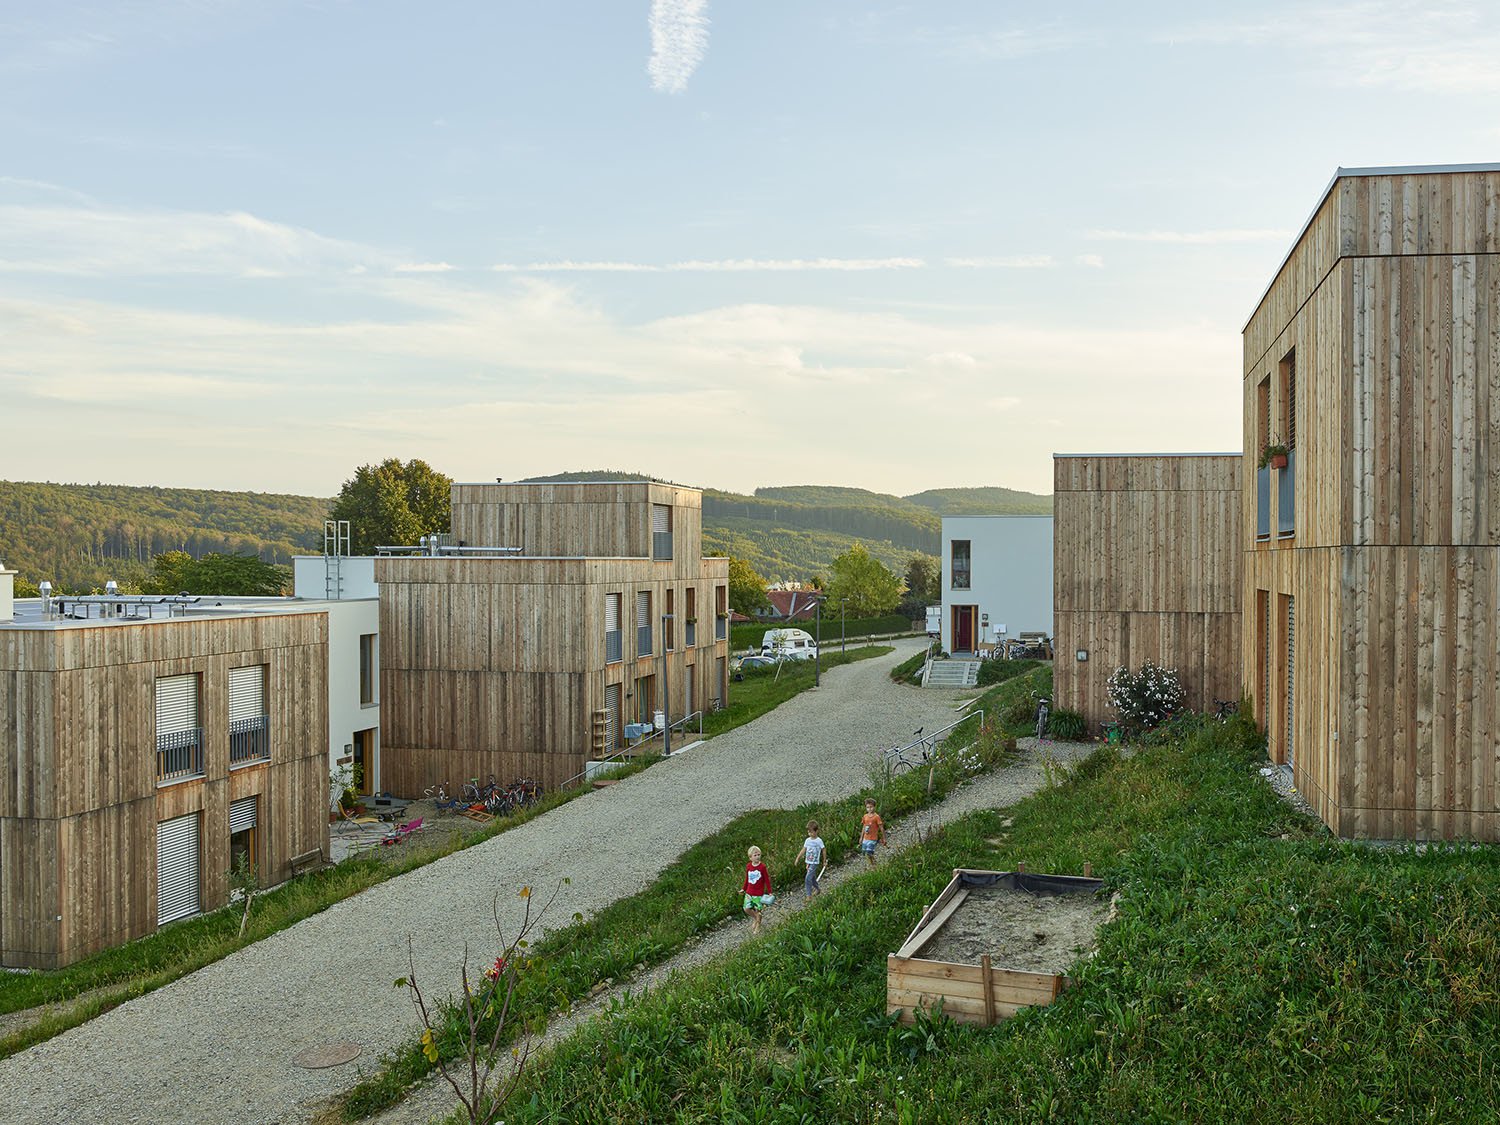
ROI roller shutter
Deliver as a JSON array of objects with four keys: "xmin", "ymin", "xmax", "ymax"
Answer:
[
  {"xmin": 1285, "ymin": 597, "xmax": 1296, "ymax": 769},
  {"xmin": 157, "ymin": 814, "xmax": 201, "ymax": 924},
  {"xmin": 605, "ymin": 593, "xmax": 620, "ymax": 632},
  {"xmin": 636, "ymin": 591, "xmax": 650, "ymax": 628},
  {"xmin": 604, "ymin": 683, "xmax": 621, "ymax": 751},
  {"xmin": 155, "ymin": 675, "xmax": 198, "ymax": 734},
  {"xmin": 228, "ymin": 666, "xmax": 264, "ymax": 722},
  {"xmin": 229, "ymin": 796, "xmax": 258, "ymax": 834}
]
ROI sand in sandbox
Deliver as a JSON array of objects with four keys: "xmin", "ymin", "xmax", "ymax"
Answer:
[{"xmin": 917, "ymin": 887, "xmax": 1111, "ymax": 974}]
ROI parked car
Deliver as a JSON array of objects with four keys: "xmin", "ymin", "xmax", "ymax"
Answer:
[{"xmin": 733, "ymin": 654, "xmax": 779, "ymax": 673}]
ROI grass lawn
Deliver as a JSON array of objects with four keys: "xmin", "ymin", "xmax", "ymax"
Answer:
[
  {"xmin": 450, "ymin": 715, "xmax": 1500, "ymax": 1124},
  {"xmin": 700, "ymin": 645, "xmax": 894, "ymax": 739}
]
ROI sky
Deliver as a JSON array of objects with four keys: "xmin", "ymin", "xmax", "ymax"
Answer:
[{"xmin": 2, "ymin": 1, "xmax": 1499, "ymax": 499}]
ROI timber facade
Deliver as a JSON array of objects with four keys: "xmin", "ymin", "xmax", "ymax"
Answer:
[
  {"xmin": 1244, "ymin": 165, "xmax": 1500, "ymax": 840},
  {"xmin": 1053, "ymin": 454, "xmax": 1242, "ymax": 725},
  {"xmin": 377, "ymin": 481, "xmax": 731, "ymax": 795},
  {"xmin": 0, "ymin": 611, "xmax": 329, "ymax": 968}
]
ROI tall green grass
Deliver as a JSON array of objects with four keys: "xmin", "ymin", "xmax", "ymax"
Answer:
[{"xmin": 483, "ymin": 718, "xmax": 1500, "ymax": 1124}]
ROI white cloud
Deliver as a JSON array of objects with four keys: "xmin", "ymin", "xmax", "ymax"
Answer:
[
  {"xmin": 648, "ymin": 0, "xmax": 710, "ymax": 94},
  {"xmin": 1075, "ymin": 254, "xmax": 1105, "ymax": 269},
  {"xmin": 395, "ymin": 262, "xmax": 457, "ymax": 273},
  {"xmin": 492, "ymin": 256, "xmax": 926, "ymax": 272},
  {"xmin": 0, "ymin": 201, "xmax": 387, "ymax": 277},
  {"xmin": 1162, "ymin": 1, "xmax": 1500, "ymax": 94},
  {"xmin": 945, "ymin": 255, "xmax": 1055, "ymax": 269},
  {"xmin": 1085, "ymin": 228, "xmax": 1290, "ymax": 245}
]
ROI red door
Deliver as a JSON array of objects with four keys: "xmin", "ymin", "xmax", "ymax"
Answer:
[{"xmin": 952, "ymin": 606, "xmax": 974, "ymax": 653}]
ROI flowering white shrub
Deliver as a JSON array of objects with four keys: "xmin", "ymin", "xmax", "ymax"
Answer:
[{"xmin": 1106, "ymin": 661, "xmax": 1185, "ymax": 732}]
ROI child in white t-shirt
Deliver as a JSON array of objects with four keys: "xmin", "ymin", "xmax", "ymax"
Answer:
[{"xmin": 802, "ymin": 820, "xmax": 826, "ymax": 897}]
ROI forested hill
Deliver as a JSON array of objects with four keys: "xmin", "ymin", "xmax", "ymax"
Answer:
[
  {"xmin": 0, "ymin": 481, "xmax": 328, "ymax": 590},
  {"xmin": 1, "ymin": 474, "xmax": 1052, "ymax": 590}
]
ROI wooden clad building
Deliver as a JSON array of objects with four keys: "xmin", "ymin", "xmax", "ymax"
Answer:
[
  {"xmin": 1244, "ymin": 164, "xmax": 1500, "ymax": 840},
  {"xmin": 377, "ymin": 481, "xmax": 731, "ymax": 795},
  {"xmin": 0, "ymin": 609, "xmax": 329, "ymax": 969},
  {"xmin": 1053, "ymin": 454, "xmax": 1242, "ymax": 725}
]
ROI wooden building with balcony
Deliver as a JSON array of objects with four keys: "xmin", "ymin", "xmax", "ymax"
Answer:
[
  {"xmin": 1245, "ymin": 164, "xmax": 1500, "ymax": 840},
  {"xmin": 376, "ymin": 480, "xmax": 732, "ymax": 796},
  {"xmin": 0, "ymin": 596, "xmax": 330, "ymax": 968},
  {"xmin": 1053, "ymin": 454, "xmax": 1242, "ymax": 725}
]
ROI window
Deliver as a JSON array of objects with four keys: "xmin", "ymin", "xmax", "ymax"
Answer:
[
  {"xmin": 951, "ymin": 540, "xmax": 971, "ymax": 590},
  {"xmin": 605, "ymin": 593, "xmax": 623, "ymax": 663},
  {"xmin": 229, "ymin": 795, "xmax": 258, "ymax": 877},
  {"xmin": 685, "ymin": 588, "xmax": 697, "ymax": 648},
  {"xmin": 1256, "ymin": 377, "xmax": 1272, "ymax": 542},
  {"xmin": 359, "ymin": 633, "xmax": 376, "ymax": 706},
  {"xmin": 636, "ymin": 590, "xmax": 653, "ymax": 656},
  {"xmin": 228, "ymin": 664, "xmax": 269, "ymax": 766},
  {"xmin": 636, "ymin": 674, "xmax": 656, "ymax": 724},
  {"xmin": 652, "ymin": 504, "xmax": 673, "ymax": 561},
  {"xmin": 1278, "ymin": 349, "xmax": 1296, "ymax": 538},
  {"xmin": 715, "ymin": 586, "xmax": 727, "ymax": 640},
  {"xmin": 157, "ymin": 813, "xmax": 201, "ymax": 924},
  {"xmin": 1283, "ymin": 594, "xmax": 1296, "ymax": 769},
  {"xmin": 155, "ymin": 674, "xmax": 203, "ymax": 784},
  {"xmin": 603, "ymin": 682, "xmax": 621, "ymax": 751},
  {"xmin": 665, "ymin": 589, "xmax": 675, "ymax": 650}
]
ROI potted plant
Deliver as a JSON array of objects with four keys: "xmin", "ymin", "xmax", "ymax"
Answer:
[{"xmin": 1259, "ymin": 440, "xmax": 1290, "ymax": 470}]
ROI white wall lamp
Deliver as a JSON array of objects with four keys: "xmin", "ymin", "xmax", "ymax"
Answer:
[{"xmin": 1075, "ymin": 649, "xmax": 1089, "ymax": 662}]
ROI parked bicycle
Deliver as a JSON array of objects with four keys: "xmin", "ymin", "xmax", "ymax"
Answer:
[
  {"xmin": 1213, "ymin": 698, "xmax": 1240, "ymax": 722},
  {"xmin": 1034, "ymin": 696, "xmax": 1051, "ymax": 742},
  {"xmin": 883, "ymin": 727, "xmax": 940, "ymax": 774}
]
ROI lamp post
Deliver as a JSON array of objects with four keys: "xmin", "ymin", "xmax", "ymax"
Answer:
[
  {"xmin": 840, "ymin": 598, "xmax": 848, "ymax": 654},
  {"xmin": 660, "ymin": 613, "xmax": 672, "ymax": 757}
]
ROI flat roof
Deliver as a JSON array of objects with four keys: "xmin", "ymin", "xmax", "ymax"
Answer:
[
  {"xmin": 458, "ymin": 478, "xmax": 702, "ymax": 490},
  {"xmin": 1245, "ymin": 162, "xmax": 1500, "ymax": 332},
  {"xmin": 2, "ymin": 595, "xmax": 368, "ymax": 631}
]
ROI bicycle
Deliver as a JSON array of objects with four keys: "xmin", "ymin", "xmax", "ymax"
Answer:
[
  {"xmin": 882, "ymin": 727, "xmax": 938, "ymax": 774},
  {"xmin": 1034, "ymin": 696, "xmax": 1051, "ymax": 742},
  {"xmin": 1213, "ymin": 698, "xmax": 1239, "ymax": 722}
]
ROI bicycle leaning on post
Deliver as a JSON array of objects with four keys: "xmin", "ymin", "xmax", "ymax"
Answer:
[{"xmin": 1034, "ymin": 696, "xmax": 1051, "ymax": 742}]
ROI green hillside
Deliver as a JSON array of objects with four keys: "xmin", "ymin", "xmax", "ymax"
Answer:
[
  {"xmin": 0, "ymin": 481, "xmax": 328, "ymax": 591},
  {"xmin": 1, "ymin": 474, "xmax": 1052, "ymax": 591}
]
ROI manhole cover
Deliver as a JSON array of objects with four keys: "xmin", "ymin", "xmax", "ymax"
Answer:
[{"xmin": 292, "ymin": 1041, "xmax": 362, "ymax": 1069}]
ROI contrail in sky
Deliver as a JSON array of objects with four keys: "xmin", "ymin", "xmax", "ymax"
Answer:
[{"xmin": 649, "ymin": 0, "xmax": 710, "ymax": 93}]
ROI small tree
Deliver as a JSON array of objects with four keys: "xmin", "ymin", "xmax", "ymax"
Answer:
[
  {"xmin": 1106, "ymin": 661, "xmax": 1185, "ymax": 734},
  {"xmin": 395, "ymin": 883, "xmax": 564, "ymax": 1125},
  {"xmin": 825, "ymin": 544, "xmax": 903, "ymax": 617},
  {"xmin": 723, "ymin": 555, "xmax": 771, "ymax": 616},
  {"xmin": 904, "ymin": 553, "xmax": 940, "ymax": 602}
]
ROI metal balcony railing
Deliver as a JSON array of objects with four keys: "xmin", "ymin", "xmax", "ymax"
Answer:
[
  {"xmin": 605, "ymin": 629, "xmax": 623, "ymax": 664},
  {"xmin": 637, "ymin": 624, "xmax": 653, "ymax": 656},
  {"xmin": 157, "ymin": 727, "xmax": 204, "ymax": 784},
  {"xmin": 229, "ymin": 715, "xmax": 270, "ymax": 766},
  {"xmin": 1277, "ymin": 450, "xmax": 1296, "ymax": 538},
  {"xmin": 653, "ymin": 531, "xmax": 673, "ymax": 561},
  {"xmin": 1256, "ymin": 467, "xmax": 1271, "ymax": 541}
]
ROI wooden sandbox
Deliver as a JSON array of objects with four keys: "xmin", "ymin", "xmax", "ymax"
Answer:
[{"xmin": 886, "ymin": 866, "xmax": 1109, "ymax": 1026}]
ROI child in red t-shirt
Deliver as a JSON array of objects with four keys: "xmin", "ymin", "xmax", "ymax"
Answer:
[{"xmin": 742, "ymin": 845, "xmax": 773, "ymax": 934}]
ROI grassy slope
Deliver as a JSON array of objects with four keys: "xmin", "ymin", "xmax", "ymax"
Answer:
[{"xmin": 492, "ymin": 717, "xmax": 1500, "ymax": 1124}]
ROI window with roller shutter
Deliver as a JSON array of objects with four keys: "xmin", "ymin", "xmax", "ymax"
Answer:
[
  {"xmin": 155, "ymin": 674, "xmax": 202, "ymax": 784},
  {"xmin": 157, "ymin": 813, "xmax": 202, "ymax": 924},
  {"xmin": 229, "ymin": 665, "xmax": 269, "ymax": 766}
]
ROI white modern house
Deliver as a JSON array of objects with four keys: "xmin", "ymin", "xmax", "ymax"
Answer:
[
  {"xmin": 291, "ymin": 551, "xmax": 381, "ymax": 795},
  {"xmin": 940, "ymin": 515, "xmax": 1054, "ymax": 655}
]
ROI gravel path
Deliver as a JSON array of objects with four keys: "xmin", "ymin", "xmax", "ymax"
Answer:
[
  {"xmin": 371, "ymin": 735, "xmax": 1099, "ymax": 1125},
  {"xmin": 0, "ymin": 640, "xmax": 969, "ymax": 1125}
]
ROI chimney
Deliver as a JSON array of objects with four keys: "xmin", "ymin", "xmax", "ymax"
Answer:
[{"xmin": 0, "ymin": 561, "xmax": 14, "ymax": 623}]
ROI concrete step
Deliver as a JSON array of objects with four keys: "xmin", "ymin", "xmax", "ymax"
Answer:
[{"xmin": 922, "ymin": 659, "xmax": 980, "ymax": 688}]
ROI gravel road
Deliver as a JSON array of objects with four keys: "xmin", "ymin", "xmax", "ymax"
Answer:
[{"xmin": 0, "ymin": 639, "xmax": 967, "ymax": 1125}]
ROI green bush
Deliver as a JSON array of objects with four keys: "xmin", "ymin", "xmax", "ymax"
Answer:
[
  {"xmin": 976, "ymin": 657, "xmax": 1040, "ymax": 688},
  {"xmin": 1048, "ymin": 708, "xmax": 1087, "ymax": 741},
  {"xmin": 729, "ymin": 615, "xmax": 913, "ymax": 651}
]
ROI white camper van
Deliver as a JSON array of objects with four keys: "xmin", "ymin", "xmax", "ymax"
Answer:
[{"xmin": 760, "ymin": 627, "xmax": 818, "ymax": 662}]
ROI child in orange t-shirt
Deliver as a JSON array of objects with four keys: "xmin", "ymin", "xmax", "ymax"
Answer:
[{"xmin": 859, "ymin": 798, "xmax": 886, "ymax": 868}]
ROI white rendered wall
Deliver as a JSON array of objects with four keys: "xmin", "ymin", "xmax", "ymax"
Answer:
[
  {"xmin": 292, "ymin": 555, "xmax": 378, "ymax": 600},
  {"xmin": 0, "ymin": 564, "xmax": 13, "ymax": 623},
  {"xmin": 940, "ymin": 516, "xmax": 1054, "ymax": 652},
  {"xmin": 321, "ymin": 598, "xmax": 381, "ymax": 790}
]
